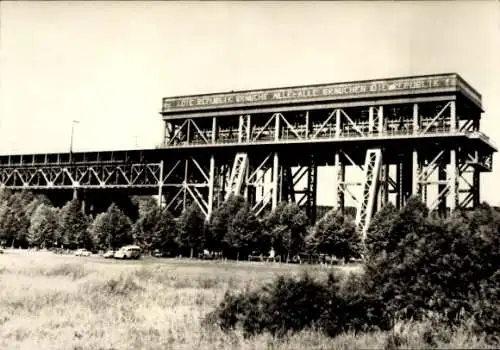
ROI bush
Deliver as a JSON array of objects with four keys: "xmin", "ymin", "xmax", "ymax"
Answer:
[
  {"xmin": 207, "ymin": 272, "xmax": 327, "ymax": 337},
  {"xmin": 363, "ymin": 200, "xmax": 500, "ymax": 335},
  {"xmin": 208, "ymin": 199, "xmax": 500, "ymax": 342},
  {"xmin": 207, "ymin": 271, "xmax": 388, "ymax": 338}
]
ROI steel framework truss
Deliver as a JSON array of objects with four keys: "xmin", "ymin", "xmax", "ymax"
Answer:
[{"xmin": 0, "ymin": 93, "xmax": 496, "ymax": 230}]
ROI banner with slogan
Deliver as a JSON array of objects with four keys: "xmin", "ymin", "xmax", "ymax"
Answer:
[{"xmin": 162, "ymin": 73, "xmax": 481, "ymax": 113}]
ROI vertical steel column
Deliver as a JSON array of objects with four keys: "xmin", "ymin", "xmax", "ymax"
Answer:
[
  {"xmin": 162, "ymin": 122, "xmax": 168, "ymax": 147},
  {"xmin": 158, "ymin": 160, "xmax": 164, "ymax": 209},
  {"xmin": 219, "ymin": 164, "xmax": 228, "ymax": 204},
  {"xmin": 473, "ymin": 169, "xmax": 480, "ymax": 207},
  {"xmin": 272, "ymin": 154, "xmax": 279, "ymax": 210},
  {"xmin": 183, "ymin": 159, "xmax": 188, "ymax": 211},
  {"xmin": 450, "ymin": 101, "xmax": 457, "ymax": 132},
  {"xmin": 305, "ymin": 111, "xmax": 310, "ymax": 138},
  {"xmin": 378, "ymin": 106, "xmax": 388, "ymax": 209},
  {"xmin": 212, "ymin": 117, "xmax": 217, "ymax": 144},
  {"xmin": 246, "ymin": 115, "xmax": 251, "ymax": 142},
  {"xmin": 449, "ymin": 102, "xmax": 458, "ymax": 213},
  {"xmin": 449, "ymin": 149, "xmax": 458, "ymax": 212},
  {"xmin": 334, "ymin": 151, "xmax": 345, "ymax": 213},
  {"xmin": 412, "ymin": 103, "xmax": 420, "ymax": 199},
  {"xmin": 413, "ymin": 103, "xmax": 419, "ymax": 135},
  {"xmin": 207, "ymin": 155, "xmax": 215, "ymax": 220},
  {"xmin": 368, "ymin": 107, "xmax": 374, "ymax": 133},
  {"xmin": 335, "ymin": 109, "xmax": 341, "ymax": 136},
  {"xmin": 438, "ymin": 162, "xmax": 447, "ymax": 215},
  {"xmin": 379, "ymin": 162, "xmax": 389, "ymax": 209},
  {"xmin": 377, "ymin": 106, "xmax": 384, "ymax": 134},
  {"xmin": 272, "ymin": 114, "xmax": 280, "ymax": 210},
  {"xmin": 396, "ymin": 158, "xmax": 403, "ymax": 210},
  {"xmin": 412, "ymin": 151, "xmax": 419, "ymax": 197},
  {"xmin": 238, "ymin": 115, "xmax": 244, "ymax": 143},
  {"xmin": 186, "ymin": 120, "xmax": 191, "ymax": 144},
  {"xmin": 421, "ymin": 158, "xmax": 428, "ymax": 206},
  {"xmin": 307, "ymin": 153, "xmax": 317, "ymax": 223}
]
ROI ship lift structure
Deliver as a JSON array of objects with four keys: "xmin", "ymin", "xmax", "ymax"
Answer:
[{"xmin": 0, "ymin": 73, "xmax": 496, "ymax": 237}]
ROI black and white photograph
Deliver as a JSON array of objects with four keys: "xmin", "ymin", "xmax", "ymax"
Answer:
[{"xmin": 0, "ymin": 1, "xmax": 499, "ymax": 349}]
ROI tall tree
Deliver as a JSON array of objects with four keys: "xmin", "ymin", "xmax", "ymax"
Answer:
[
  {"xmin": 28, "ymin": 203, "xmax": 59, "ymax": 248},
  {"xmin": 263, "ymin": 202, "xmax": 308, "ymax": 259},
  {"xmin": 151, "ymin": 210, "xmax": 177, "ymax": 256},
  {"xmin": 132, "ymin": 200, "xmax": 177, "ymax": 255},
  {"xmin": 25, "ymin": 194, "xmax": 51, "ymax": 218},
  {"xmin": 225, "ymin": 204, "xmax": 265, "ymax": 259},
  {"xmin": 364, "ymin": 202, "xmax": 399, "ymax": 260},
  {"xmin": 131, "ymin": 199, "xmax": 160, "ymax": 250},
  {"xmin": 307, "ymin": 210, "xmax": 361, "ymax": 261},
  {"xmin": 176, "ymin": 203, "xmax": 205, "ymax": 257},
  {"xmin": 90, "ymin": 203, "xmax": 133, "ymax": 250},
  {"xmin": 58, "ymin": 199, "xmax": 89, "ymax": 250},
  {"xmin": 0, "ymin": 192, "xmax": 30, "ymax": 248},
  {"xmin": 207, "ymin": 195, "xmax": 246, "ymax": 253}
]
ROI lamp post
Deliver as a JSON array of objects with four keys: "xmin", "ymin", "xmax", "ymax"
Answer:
[{"xmin": 70, "ymin": 120, "xmax": 80, "ymax": 154}]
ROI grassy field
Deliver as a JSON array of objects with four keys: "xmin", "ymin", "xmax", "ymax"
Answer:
[{"xmin": 0, "ymin": 249, "xmax": 494, "ymax": 350}]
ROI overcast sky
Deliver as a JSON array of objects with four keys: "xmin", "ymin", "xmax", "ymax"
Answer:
[{"xmin": 0, "ymin": 1, "xmax": 499, "ymax": 205}]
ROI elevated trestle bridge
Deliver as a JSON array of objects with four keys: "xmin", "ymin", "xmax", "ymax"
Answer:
[{"xmin": 0, "ymin": 73, "xmax": 496, "ymax": 237}]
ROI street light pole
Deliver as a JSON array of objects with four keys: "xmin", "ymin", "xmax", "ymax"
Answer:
[{"xmin": 70, "ymin": 120, "xmax": 80, "ymax": 154}]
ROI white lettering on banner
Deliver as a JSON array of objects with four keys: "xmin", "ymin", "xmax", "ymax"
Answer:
[{"xmin": 162, "ymin": 75, "xmax": 478, "ymax": 111}]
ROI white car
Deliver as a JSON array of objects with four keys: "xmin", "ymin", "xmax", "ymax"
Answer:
[
  {"xmin": 75, "ymin": 248, "xmax": 91, "ymax": 257},
  {"xmin": 113, "ymin": 245, "xmax": 142, "ymax": 259},
  {"xmin": 103, "ymin": 250, "xmax": 115, "ymax": 259}
]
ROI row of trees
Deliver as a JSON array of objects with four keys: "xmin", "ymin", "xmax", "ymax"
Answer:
[
  {"xmin": 0, "ymin": 189, "xmax": 362, "ymax": 260},
  {"xmin": 209, "ymin": 198, "xmax": 500, "ymax": 339}
]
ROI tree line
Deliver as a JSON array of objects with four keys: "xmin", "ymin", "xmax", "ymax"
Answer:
[
  {"xmin": 208, "ymin": 198, "xmax": 500, "ymax": 341},
  {"xmin": 0, "ymin": 189, "xmax": 362, "ymax": 260}
]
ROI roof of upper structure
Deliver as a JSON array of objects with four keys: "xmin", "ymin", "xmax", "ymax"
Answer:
[{"xmin": 161, "ymin": 73, "xmax": 482, "ymax": 114}]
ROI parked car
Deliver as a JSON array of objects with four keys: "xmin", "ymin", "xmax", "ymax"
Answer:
[
  {"xmin": 103, "ymin": 250, "xmax": 115, "ymax": 259},
  {"xmin": 113, "ymin": 245, "xmax": 141, "ymax": 260},
  {"xmin": 0, "ymin": 248, "xmax": 3, "ymax": 254},
  {"xmin": 74, "ymin": 248, "xmax": 91, "ymax": 257}
]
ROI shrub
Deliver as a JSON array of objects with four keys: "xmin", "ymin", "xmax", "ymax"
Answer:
[
  {"xmin": 208, "ymin": 199, "xmax": 500, "ymax": 342},
  {"xmin": 208, "ymin": 272, "xmax": 331, "ymax": 337},
  {"xmin": 363, "ymin": 200, "xmax": 500, "ymax": 335},
  {"xmin": 207, "ymin": 271, "xmax": 388, "ymax": 338}
]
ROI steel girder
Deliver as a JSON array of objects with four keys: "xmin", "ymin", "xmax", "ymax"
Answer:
[{"xmin": 0, "ymin": 163, "xmax": 162, "ymax": 189}]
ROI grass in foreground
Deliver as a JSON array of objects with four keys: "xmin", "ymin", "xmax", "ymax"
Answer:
[{"xmin": 0, "ymin": 250, "xmax": 494, "ymax": 350}]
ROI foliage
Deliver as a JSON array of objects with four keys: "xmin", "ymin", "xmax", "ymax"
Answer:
[
  {"xmin": 132, "ymin": 199, "xmax": 178, "ymax": 255},
  {"xmin": 363, "ymin": 199, "xmax": 500, "ymax": 335},
  {"xmin": 210, "ymin": 198, "xmax": 500, "ymax": 341},
  {"xmin": 58, "ymin": 199, "xmax": 91, "ymax": 250},
  {"xmin": 263, "ymin": 202, "xmax": 308, "ymax": 258},
  {"xmin": 225, "ymin": 204, "xmax": 266, "ymax": 259},
  {"xmin": 208, "ymin": 271, "xmax": 388, "ymax": 338},
  {"xmin": 307, "ymin": 210, "xmax": 362, "ymax": 261},
  {"xmin": 24, "ymin": 194, "xmax": 51, "ymax": 218},
  {"xmin": 209, "ymin": 272, "xmax": 330, "ymax": 337},
  {"xmin": 90, "ymin": 203, "xmax": 133, "ymax": 250},
  {"xmin": 151, "ymin": 210, "xmax": 177, "ymax": 255},
  {"xmin": 0, "ymin": 192, "xmax": 31, "ymax": 248},
  {"xmin": 207, "ymin": 195, "xmax": 246, "ymax": 253},
  {"xmin": 131, "ymin": 199, "xmax": 160, "ymax": 250},
  {"xmin": 364, "ymin": 202, "xmax": 399, "ymax": 260},
  {"xmin": 176, "ymin": 203, "xmax": 205, "ymax": 257},
  {"xmin": 28, "ymin": 203, "xmax": 59, "ymax": 248}
]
